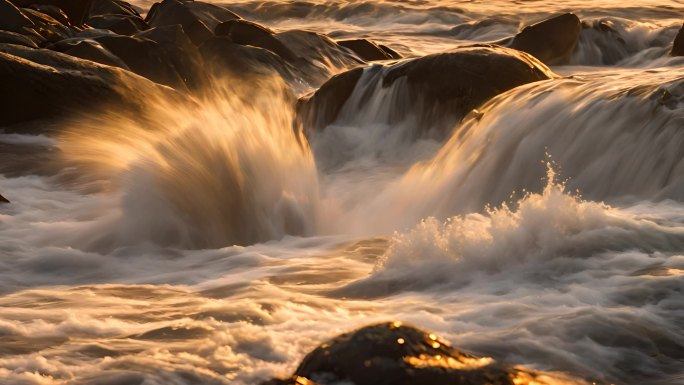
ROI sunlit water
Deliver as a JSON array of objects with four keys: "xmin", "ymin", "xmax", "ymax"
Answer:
[{"xmin": 1, "ymin": 1, "xmax": 684, "ymax": 385}]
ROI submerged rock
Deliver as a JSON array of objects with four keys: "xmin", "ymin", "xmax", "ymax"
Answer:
[
  {"xmin": 509, "ymin": 13, "xmax": 581, "ymax": 65},
  {"xmin": 338, "ymin": 38, "xmax": 401, "ymax": 61},
  {"xmin": 299, "ymin": 44, "xmax": 555, "ymax": 134},
  {"xmin": 263, "ymin": 322, "xmax": 568, "ymax": 385},
  {"xmin": 672, "ymin": 23, "xmax": 684, "ymax": 56}
]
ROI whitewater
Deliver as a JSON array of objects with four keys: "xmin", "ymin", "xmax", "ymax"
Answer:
[{"xmin": 1, "ymin": 1, "xmax": 683, "ymax": 385}]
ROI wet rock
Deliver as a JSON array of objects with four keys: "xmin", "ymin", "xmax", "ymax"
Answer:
[
  {"xmin": 0, "ymin": 30, "xmax": 38, "ymax": 48},
  {"xmin": 26, "ymin": 4, "xmax": 72, "ymax": 27},
  {"xmin": 87, "ymin": 14, "xmax": 148, "ymax": 35},
  {"xmin": 91, "ymin": 34, "xmax": 187, "ymax": 88},
  {"xmin": 299, "ymin": 44, "xmax": 554, "ymax": 133},
  {"xmin": 135, "ymin": 24, "xmax": 204, "ymax": 88},
  {"xmin": 510, "ymin": 13, "xmax": 581, "ymax": 65},
  {"xmin": 672, "ymin": 23, "xmax": 684, "ymax": 56},
  {"xmin": 145, "ymin": 0, "xmax": 240, "ymax": 41},
  {"xmin": 0, "ymin": 194, "xmax": 9, "ymax": 203},
  {"xmin": 0, "ymin": 0, "xmax": 35, "ymax": 32},
  {"xmin": 215, "ymin": 19, "xmax": 294, "ymax": 60},
  {"xmin": 379, "ymin": 44, "xmax": 402, "ymax": 60},
  {"xmin": 62, "ymin": 40, "xmax": 129, "ymax": 68},
  {"xmin": 18, "ymin": 7, "xmax": 74, "ymax": 42},
  {"xmin": 88, "ymin": 0, "xmax": 140, "ymax": 17},
  {"xmin": 573, "ymin": 19, "xmax": 629, "ymax": 65},
  {"xmin": 10, "ymin": 0, "xmax": 92, "ymax": 27},
  {"xmin": 261, "ymin": 377, "xmax": 320, "ymax": 385},
  {"xmin": 200, "ymin": 36, "xmax": 296, "ymax": 80},
  {"xmin": 338, "ymin": 38, "xmax": 399, "ymax": 61},
  {"xmin": 0, "ymin": 44, "xmax": 166, "ymax": 127},
  {"xmin": 263, "ymin": 322, "xmax": 544, "ymax": 385}
]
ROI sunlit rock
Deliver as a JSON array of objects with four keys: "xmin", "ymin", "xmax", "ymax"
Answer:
[
  {"xmin": 264, "ymin": 322, "xmax": 569, "ymax": 385},
  {"xmin": 299, "ymin": 44, "xmax": 555, "ymax": 135},
  {"xmin": 145, "ymin": 0, "xmax": 239, "ymax": 45},
  {"xmin": 509, "ymin": 13, "xmax": 581, "ymax": 65},
  {"xmin": 0, "ymin": 44, "xmax": 169, "ymax": 127},
  {"xmin": 215, "ymin": 19, "xmax": 294, "ymax": 60},
  {"xmin": 10, "ymin": 0, "xmax": 92, "ymax": 27},
  {"xmin": 672, "ymin": 23, "xmax": 684, "ymax": 56},
  {"xmin": 338, "ymin": 38, "xmax": 402, "ymax": 61}
]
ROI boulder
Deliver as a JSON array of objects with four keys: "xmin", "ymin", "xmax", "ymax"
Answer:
[
  {"xmin": 261, "ymin": 377, "xmax": 320, "ymax": 385},
  {"xmin": 136, "ymin": 24, "xmax": 204, "ymax": 88},
  {"xmin": 0, "ymin": 194, "xmax": 8, "ymax": 203},
  {"xmin": 378, "ymin": 44, "xmax": 402, "ymax": 60},
  {"xmin": 0, "ymin": 30, "xmax": 38, "ymax": 47},
  {"xmin": 145, "ymin": 0, "xmax": 240, "ymax": 38},
  {"xmin": 509, "ymin": 13, "xmax": 581, "ymax": 65},
  {"xmin": 299, "ymin": 44, "xmax": 555, "ymax": 133},
  {"xmin": 62, "ymin": 39, "xmax": 130, "ymax": 68},
  {"xmin": 26, "ymin": 4, "xmax": 72, "ymax": 27},
  {"xmin": 214, "ymin": 19, "xmax": 294, "ymax": 60},
  {"xmin": 87, "ymin": 14, "xmax": 148, "ymax": 35},
  {"xmin": 263, "ymin": 322, "xmax": 550, "ymax": 385},
  {"xmin": 672, "ymin": 23, "xmax": 684, "ymax": 56},
  {"xmin": 9, "ymin": 0, "xmax": 92, "ymax": 26},
  {"xmin": 91, "ymin": 34, "xmax": 187, "ymax": 88},
  {"xmin": 0, "ymin": 0, "xmax": 34, "ymax": 32},
  {"xmin": 338, "ymin": 38, "xmax": 398, "ymax": 61},
  {"xmin": 0, "ymin": 44, "xmax": 168, "ymax": 127},
  {"xmin": 88, "ymin": 0, "xmax": 140, "ymax": 17}
]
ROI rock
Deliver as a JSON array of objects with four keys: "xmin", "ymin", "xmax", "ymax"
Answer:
[
  {"xmin": 263, "ymin": 322, "xmax": 549, "ymax": 385},
  {"xmin": 574, "ymin": 20, "xmax": 628, "ymax": 65},
  {"xmin": 199, "ymin": 36, "xmax": 297, "ymax": 80},
  {"xmin": 62, "ymin": 40, "xmax": 130, "ymax": 68},
  {"xmin": 88, "ymin": 0, "xmax": 140, "ymax": 17},
  {"xmin": 87, "ymin": 14, "xmax": 148, "ymax": 35},
  {"xmin": 10, "ymin": 0, "xmax": 92, "ymax": 26},
  {"xmin": 261, "ymin": 377, "xmax": 320, "ymax": 385},
  {"xmin": 90, "ymin": 34, "xmax": 187, "ymax": 88},
  {"xmin": 26, "ymin": 4, "xmax": 72, "ymax": 27},
  {"xmin": 214, "ymin": 19, "xmax": 294, "ymax": 60},
  {"xmin": 509, "ymin": 13, "xmax": 581, "ymax": 65},
  {"xmin": 378, "ymin": 44, "xmax": 402, "ymax": 60},
  {"xmin": 0, "ymin": 30, "xmax": 38, "ymax": 48},
  {"xmin": 0, "ymin": 193, "xmax": 8, "ymax": 203},
  {"xmin": 145, "ymin": 0, "xmax": 240, "ymax": 38},
  {"xmin": 299, "ymin": 44, "xmax": 555, "ymax": 133},
  {"xmin": 0, "ymin": 0, "xmax": 34, "ymax": 32},
  {"xmin": 136, "ymin": 24, "xmax": 204, "ymax": 88},
  {"xmin": 296, "ymin": 66, "xmax": 364, "ymax": 133},
  {"xmin": 0, "ymin": 44, "xmax": 168, "ymax": 127},
  {"xmin": 338, "ymin": 38, "xmax": 396, "ymax": 61},
  {"xmin": 672, "ymin": 23, "xmax": 684, "ymax": 56},
  {"xmin": 19, "ymin": 7, "xmax": 74, "ymax": 42}
]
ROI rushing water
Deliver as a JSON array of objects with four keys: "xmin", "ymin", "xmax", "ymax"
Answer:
[{"xmin": 1, "ymin": 1, "xmax": 684, "ymax": 385}]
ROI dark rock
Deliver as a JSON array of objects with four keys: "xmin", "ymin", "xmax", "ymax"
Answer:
[
  {"xmin": 136, "ymin": 24, "xmax": 204, "ymax": 88},
  {"xmin": 672, "ymin": 23, "xmax": 684, "ymax": 56},
  {"xmin": 0, "ymin": 30, "xmax": 38, "ymax": 48},
  {"xmin": 379, "ymin": 44, "xmax": 402, "ymax": 60},
  {"xmin": 510, "ymin": 13, "xmax": 581, "ymax": 65},
  {"xmin": 88, "ymin": 0, "xmax": 140, "ymax": 17},
  {"xmin": 0, "ymin": 44, "xmax": 165, "ymax": 127},
  {"xmin": 215, "ymin": 19, "xmax": 294, "ymax": 60},
  {"xmin": 0, "ymin": 194, "xmax": 8, "ymax": 203},
  {"xmin": 19, "ymin": 7, "xmax": 74, "ymax": 42},
  {"xmin": 296, "ymin": 66, "xmax": 364, "ymax": 134},
  {"xmin": 0, "ymin": 0, "xmax": 34, "ymax": 32},
  {"xmin": 87, "ymin": 14, "xmax": 148, "ymax": 35},
  {"xmin": 299, "ymin": 44, "xmax": 554, "ymax": 133},
  {"xmin": 10, "ymin": 0, "xmax": 92, "ymax": 26},
  {"xmin": 91, "ymin": 34, "xmax": 187, "ymax": 88},
  {"xmin": 263, "ymin": 322, "xmax": 544, "ymax": 385},
  {"xmin": 338, "ymin": 38, "xmax": 394, "ymax": 61},
  {"xmin": 145, "ymin": 0, "xmax": 240, "ymax": 35},
  {"xmin": 26, "ymin": 4, "xmax": 72, "ymax": 27},
  {"xmin": 200, "ymin": 36, "xmax": 296, "ymax": 80},
  {"xmin": 575, "ymin": 19, "xmax": 629, "ymax": 65},
  {"xmin": 62, "ymin": 39, "xmax": 129, "ymax": 68}
]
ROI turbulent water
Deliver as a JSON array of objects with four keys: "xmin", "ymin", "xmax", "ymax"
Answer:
[{"xmin": 2, "ymin": 1, "xmax": 684, "ymax": 385}]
